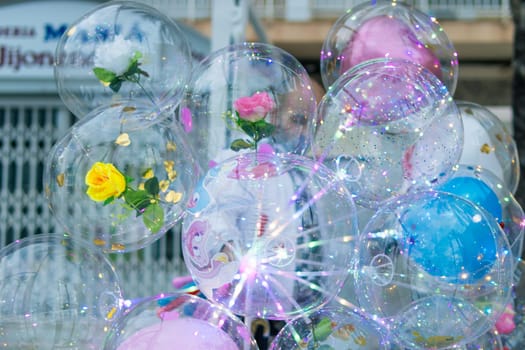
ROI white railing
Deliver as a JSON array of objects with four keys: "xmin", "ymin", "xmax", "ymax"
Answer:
[{"xmin": 135, "ymin": 0, "xmax": 511, "ymax": 20}]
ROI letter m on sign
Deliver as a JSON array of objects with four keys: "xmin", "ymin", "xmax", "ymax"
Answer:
[{"xmin": 44, "ymin": 24, "xmax": 67, "ymax": 41}]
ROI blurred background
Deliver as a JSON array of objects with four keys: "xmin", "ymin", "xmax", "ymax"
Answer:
[{"xmin": 0, "ymin": 0, "xmax": 515, "ymax": 297}]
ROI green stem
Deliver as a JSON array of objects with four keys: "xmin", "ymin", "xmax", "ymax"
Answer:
[{"xmin": 135, "ymin": 78, "xmax": 158, "ymax": 108}]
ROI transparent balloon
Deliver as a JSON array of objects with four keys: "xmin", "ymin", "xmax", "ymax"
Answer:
[
  {"xmin": 179, "ymin": 42, "xmax": 317, "ymax": 171},
  {"xmin": 354, "ymin": 190, "xmax": 514, "ymax": 349},
  {"xmin": 0, "ymin": 233, "xmax": 123, "ymax": 349},
  {"xmin": 438, "ymin": 164, "xmax": 524, "ymax": 268},
  {"xmin": 182, "ymin": 152, "xmax": 359, "ymax": 319},
  {"xmin": 320, "ymin": 0, "xmax": 458, "ymax": 94},
  {"xmin": 104, "ymin": 293, "xmax": 258, "ymax": 350},
  {"xmin": 313, "ymin": 58, "xmax": 463, "ymax": 209},
  {"xmin": 54, "ymin": 0, "xmax": 192, "ymax": 118},
  {"xmin": 269, "ymin": 306, "xmax": 391, "ymax": 350},
  {"xmin": 457, "ymin": 100, "xmax": 520, "ymax": 194},
  {"xmin": 44, "ymin": 101, "xmax": 199, "ymax": 253}
]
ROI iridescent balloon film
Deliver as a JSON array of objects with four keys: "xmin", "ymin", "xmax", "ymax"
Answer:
[
  {"xmin": 313, "ymin": 58, "xmax": 463, "ymax": 208},
  {"xmin": 182, "ymin": 152, "xmax": 358, "ymax": 319},
  {"xmin": 354, "ymin": 190, "xmax": 514, "ymax": 349}
]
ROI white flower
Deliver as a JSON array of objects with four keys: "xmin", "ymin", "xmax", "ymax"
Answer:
[{"xmin": 93, "ymin": 36, "xmax": 141, "ymax": 75}]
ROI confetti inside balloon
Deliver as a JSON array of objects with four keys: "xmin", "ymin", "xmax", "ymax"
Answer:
[
  {"xmin": 44, "ymin": 101, "xmax": 199, "ymax": 253},
  {"xmin": 354, "ymin": 190, "xmax": 514, "ymax": 349},
  {"xmin": 0, "ymin": 233, "xmax": 123, "ymax": 349},
  {"xmin": 457, "ymin": 100, "xmax": 520, "ymax": 194},
  {"xmin": 320, "ymin": 1, "xmax": 458, "ymax": 93},
  {"xmin": 54, "ymin": 1, "xmax": 192, "ymax": 118},
  {"xmin": 104, "ymin": 293, "xmax": 258, "ymax": 350},
  {"xmin": 179, "ymin": 42, "xmax": 317, "ymax": 170},
  {"xmin": 313, "ymin": 58, "xmax": 463, "ymax": 209},
  {"xmin": 270, "ymin": 306, "xmax": 391, "ymax": 350},
  {"xmin": 182, "ymin": 152, "xmax": 359, "ymax": 319}
]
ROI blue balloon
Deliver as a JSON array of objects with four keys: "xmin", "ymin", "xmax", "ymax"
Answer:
[
  {"xmin": 400, "ymin": 192, "xmax": 498, "ymax": 283},
  {"xmin": 438, "ymin": 176, "xmax": 502, "ymax": 222}
]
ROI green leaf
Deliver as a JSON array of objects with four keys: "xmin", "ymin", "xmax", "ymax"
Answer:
[
  {"xmin": 93, "ymin": 67, "xmax": 117, "ymax": 83},
  {"xmin": 132, "ymin": 51, "xmax": 143, "ymax": 61},
  {"xmin": 125, "ymin": 59, "xmax": 141, "ymax": 77},
  {"xmin": 143, "ymin": 203, "xmax": 164, "ymax": 233},
  {"xmin": 253, "ymin": 120, "xmax": 275, "ymax": 141},
  {"xmin": 144, "ymin": 177, "xmax": 160, "ymax": 196},
  {"xmin": 138, "ymin": 68, "xmax": 149, "ymax": 77},
  {"xmin": 230, "ymin": 138, "xmax": 254, "ymax": 151},
  {"xmin": 236, "ymin": 118, "xmax": 258, "ymax": 139},
  {"xmin": 125, "ymin": 175, "xmax": 134, "ymax": 185},
  {"xmin": 123, "ymin": 188, "xmax": 151, "ymax": 214},
  {"xmin": 103, "ymin": 196, "xmax": 115, "ymax": 206},
  {"xmin": 109, "ymin": 77, "xmax": 124, "ymax": 93}
]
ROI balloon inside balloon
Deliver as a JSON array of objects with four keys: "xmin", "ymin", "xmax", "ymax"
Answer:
[
  {"xmin": 341, "ymin": 15, "xmax": 443, "ymax": 80},
  {"xmin": 320, "ymin": 1, "xmax": 458, "ymax": 93},
  {"xmin": 104, "ymin": 293, "xmax": 257, "ymax": 350},
  {"xmin": 400, "ymin": 192, "xmax": 499, "ymax": 282},
  {"xmin": 354, "ymin": 191, "xmax": 513, "ymax": 349},
  {"xmin": 439, "ymin": 176, "xmax": 503, "ymax": 222}
]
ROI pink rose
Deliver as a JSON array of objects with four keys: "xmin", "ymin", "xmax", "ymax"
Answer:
[{"xmin": 233, "ymin": 91, "xmax": 275, "ymax": 122}]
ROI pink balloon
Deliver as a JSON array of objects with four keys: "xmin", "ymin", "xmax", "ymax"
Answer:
[
  {"xmin": 117, "ymin": 317, "xmax": 239, "ymax": 350},
  {"xmin": 341, "ymin": 15, "xmax": 442, "ymax": 79},
  {"xmin": 495, "ymin": 304, "xmax": 516, "ymax": 335}
]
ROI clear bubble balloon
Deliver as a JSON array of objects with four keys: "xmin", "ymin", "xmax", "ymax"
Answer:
[
  {"xmin": 179, "ymin": 42, "xmax": 317, "ymax": 171},
  {"xmin": 457, "ymin": 100, "xmax": 520, "ymax": 194},
  {"xmin": 44, "ymin": 101, "xmax": 199, "ymax": 253},
  {"xmin": 270, "ymin": 306, "xmax": 391, "ymax": 350},
  {"xmin": 354, "ymin": 190, "xmax": 514, "ymax": 349},
  {"xmin": 313, "ymin": 58, "xmax": 463, "ymax": 209},
  {"xmin": 0, "ymin": 233, "xmax": 123, "ymax": 349},
  {"xmin": 320, "ymin": 0, "xmax": 458, "ymax": 94},
  {"xmin": 54, "ymin": 0, "xmax": 192, "ymax": 118},
  {"xmin": 104, "ymin": 293, "xmax": 258, "ymax": 350},
  {"xmin": 182, "ymin": 152, "xmax": 359, "ymax": 319},
  {"xmin": 439, "ymin": 164, "xmax": 525, "ymax": 269}
]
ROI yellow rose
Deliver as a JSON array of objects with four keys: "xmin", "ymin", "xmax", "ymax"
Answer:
[{"xmin": 85, "ymin": 162, "xmax": 126, "ymax": 202}]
